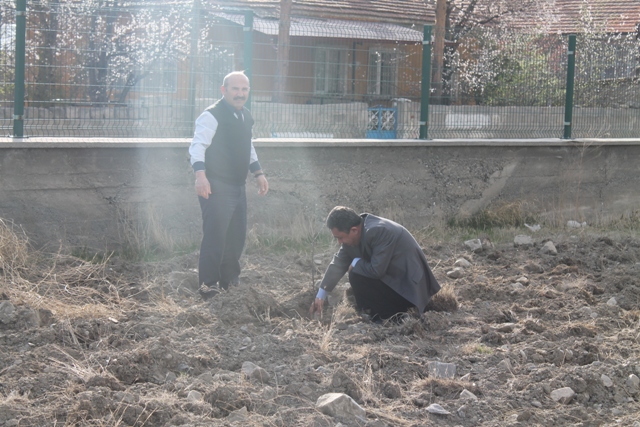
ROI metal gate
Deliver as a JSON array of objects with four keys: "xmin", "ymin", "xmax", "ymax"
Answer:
[{"xmin": 366, "ymin": 106, "xmax": 397, "ymax": 139}]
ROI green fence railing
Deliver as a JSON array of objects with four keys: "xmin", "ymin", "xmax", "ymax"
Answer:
[{"xmin": 1, "ymin": 0, "xmax": 638, "ymax": 139}]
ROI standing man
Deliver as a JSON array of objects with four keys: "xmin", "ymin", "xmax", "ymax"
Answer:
[
  {"xmin": 189, "ymin": 71, "xmax": 268, "ymax": 299},
  {"xmin": 310, "ymin": 206, "xmax": 440, "ymax": 320}
]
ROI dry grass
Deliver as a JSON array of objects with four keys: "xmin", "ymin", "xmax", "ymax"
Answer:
[
  {"xmin": 0, "ymin": 218, "xmax": 31, "ymax": 284},
  {"xmin": 426, "ymin": 285, "xmax": 459, "ymax": 312},
  {"xmin": 0, "ymin": 218, "xmax": 138, "ymax": 322},
  {"xmin": 450, "ymin": 200, "xmax": 540, "ymax": 229},
  {"xmin": 115, "ymin": 205, "xmax": 186, "ymax": 261}
]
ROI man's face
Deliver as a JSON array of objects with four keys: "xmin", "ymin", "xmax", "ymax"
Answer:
[
  {"xmin": 331, "ymin": 227, "xmax": 360, "ymax": 247},
  {"xmin": 221, "ymin": 74, "xmax": 250, "ymax": 110}
]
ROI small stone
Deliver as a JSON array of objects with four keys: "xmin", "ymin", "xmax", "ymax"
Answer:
[
  {"xmin": 511, "ymin": 282, "xmax": 525, "ymax": 291},
  {"xmin": 606, "ymin": 297, "xmax": 618, "ymax": 306},
  {"xmin": 227, "ymin": 406, "xmax": 248, "ymax": 423},
  {"xmin": 426, "ymin": 403, "xmax": 450, "ymax": 415},
  {"xmin": 517, "ymin": 411, "xmax": 532, "ymax": 421},
  {"xmin": 446, "ymin": 267, "xmax": 464, "ymax": 279},
  {"xmin": 454, "ymin": 258, "xmax": 472, "ymax": 268},
  {"xmin": 626, "ymin": 374, "xmax": 640, "ymax": 390},
  {"xmin": 498, "ymin": 359, "xmax": 513, "ymax": 371},
  {"xmin": 165, "ymin": 372, "xmax": 177, "ymax": 383},
  {"xmin": 540, "ymin": 241, "xmax": 558, "ymax": 255},
  {"xmin": 531, "ymin": 400, "xmax": 542, "ymax": 408},
  {"xmin": 186, "ymin": 390, "xmax": 202, "ymax": 403},
  {"xmin": 241, "ymin": 361, "xmax": 271, "ymax": 383},
  {"xmin": 567, "ymin": 220, "xmax": 585, "ymax": 228},
  {"xmin": 261, "ymin": 386, "xmax": 277, "ymax": 400},
  {"xmin": 316, "ymin": 393, "xmax": 366, "ymax": 419},
  {"xmin": 550, "ymin": 387, "xmax": 575, "ymax": 403},
  {"xmin": 457, "ymin": 405, "xmax": 467, "ymax": 418},
  {"xmin": 198, "ymin": 372, "xmax": 214, "ymax": 383},
  {"xmin": 299, "ymin": 385, "xmax": 313, "ymax": 397},
  {"xmin": 460, "ymin": 389, "xmax": 478, "ymax": 401},
  {"xmin": 516, "ymin": 276, "xmax": 529, "ymax": 285},
  {"xmin": 0, "ymin": 301, "xmax": 16, "ymax": 324},
  {"xmin": 514, "ymin": 235, "xmax": 534, "ymax": 247},
  {"xmin": 601, "ymin": 374, "xmax": 613, "ymax": 388},
  {"xmin": 464, "ymin": 239, "xmax": 483, "ymax": 252},
  {"xmin": 614, "ymin": 391, "xmax": 627, "ymax": 404},
  {"xmin": 612, "ymin": 408, "xmax": 624, "ymax": 416}
]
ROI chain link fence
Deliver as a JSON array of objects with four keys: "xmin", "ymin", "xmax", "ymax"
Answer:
[{"xmin": 1, "ymin": 0, "xmax": 638, "ymax": 139}]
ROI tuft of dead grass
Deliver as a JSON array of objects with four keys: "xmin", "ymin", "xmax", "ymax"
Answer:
[
  {"xmin": 425, "ymin": 285, "xmax": 458, "ymax": 312},
  {"xmin": 0, "ymin": 218, "xmax": 139, "ymax": 322},
  {"xmin": 0, "ymin": 218, "xmax": 30, "ymax": 283},
  {"xmin": 450, "ymin": 200, "xmax": 540, "ymax": 229}
]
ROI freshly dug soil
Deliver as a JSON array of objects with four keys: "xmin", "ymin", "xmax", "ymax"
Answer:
[{"xmin": 1, "ymin": 229, "xmax": 639, "ymax": 426}]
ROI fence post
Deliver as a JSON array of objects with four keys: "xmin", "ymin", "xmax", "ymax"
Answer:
[
  {"xmin": 419, "ymin": 25, "xmax": 432, "ymax": 140},
  {"xmin": 13, "ymin": 0, "xmax": 26, "ymax": 138},
  {"xmin": 563, "ymin": 34, "xmax": 576, "ymax": 139},
  {"xmin": 243, "ymin": 10, "xmax": 253, "ymax": 110}
]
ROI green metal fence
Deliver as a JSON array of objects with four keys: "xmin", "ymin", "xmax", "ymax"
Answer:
[{"xmin": 1, "ymin": 0, "xmax": 639, "ymax": 139}]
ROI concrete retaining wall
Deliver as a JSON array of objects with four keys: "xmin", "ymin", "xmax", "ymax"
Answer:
[{"xmin": 0, "ymin": 137, "xmax": 639, "ymax": 251}]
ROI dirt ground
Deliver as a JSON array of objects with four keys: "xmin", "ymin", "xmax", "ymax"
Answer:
[{"xmin": 1, "ymin": 222, "xmax": 640, "ymax": 427}]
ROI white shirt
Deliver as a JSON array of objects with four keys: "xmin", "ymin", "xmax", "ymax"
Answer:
[{"xmin": 189, "ymin": 110, "xmax": 259, "ymax": 167}]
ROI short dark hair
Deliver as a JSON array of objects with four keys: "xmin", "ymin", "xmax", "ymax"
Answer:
[{"xmin": 326, "ymin": 206, "xmax": 362, "ymax": 233}]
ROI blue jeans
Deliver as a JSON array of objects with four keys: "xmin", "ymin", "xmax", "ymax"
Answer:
[{"xmin": 198, "ymin": 179, "xmax": 247, "ymax": 288}]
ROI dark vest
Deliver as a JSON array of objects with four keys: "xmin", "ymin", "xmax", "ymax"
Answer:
[{"xmin": 204, "ymin": 100, "xmax": 254, "ymax": 185}]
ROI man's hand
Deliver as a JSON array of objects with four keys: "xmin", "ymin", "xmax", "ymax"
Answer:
[
  {"xmin": 195, "ymin": 171, "xmax": 211, "ymax": 199},
  {"xmin": 309, "ymin": 297, "xmax": 324, "ymax": 318},
  {"xmin": 256, "ymin": 174, "xmax": 269, "ymax": 196}
]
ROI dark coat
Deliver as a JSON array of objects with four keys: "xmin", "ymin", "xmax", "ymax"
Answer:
[{"xmin": 319, "ymin": 213, "xmax": 440, "ymax": 313}]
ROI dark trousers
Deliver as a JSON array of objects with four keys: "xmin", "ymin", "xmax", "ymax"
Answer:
[
  {"xmin": 198, "ymin": 180, "xmax": 247, "ymax": 289},
  {"xmin": 348, "ymin": 271, "xmax": 414, "ymax": 320}
]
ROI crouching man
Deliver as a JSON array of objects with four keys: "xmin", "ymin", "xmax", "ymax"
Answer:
[{"xmin": 309, "ymin": 206, "xmax": 441, "ymax": 321}]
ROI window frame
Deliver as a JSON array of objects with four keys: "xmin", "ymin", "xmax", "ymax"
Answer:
[
  {"xmin": 313, "ymin": 45, "xmax": 348, "ymax": 96},
  {"xmin": 367, "ymin": 47, "xmax": 399, "ymax": 97}
]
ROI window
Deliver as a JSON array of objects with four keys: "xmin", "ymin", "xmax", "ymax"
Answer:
[
  {"xmin": 134, "ymin": 58, "xmax": 177, "ymax": 93},
  {"xmin": 314, "ymin": 47, "xmax": 347, "ymax": 95},
  {"xmin": 368, "ymin": 48, "xmax": 398, "ymax": 97}
]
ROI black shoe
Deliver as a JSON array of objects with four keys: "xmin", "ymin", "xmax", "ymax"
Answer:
[{"xmin": 198, "ymin": 285, "xmax": 220, "ymax": 301}]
